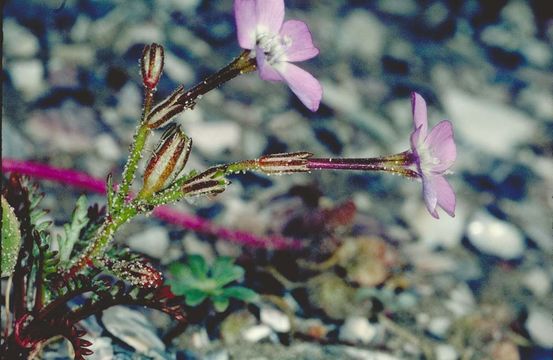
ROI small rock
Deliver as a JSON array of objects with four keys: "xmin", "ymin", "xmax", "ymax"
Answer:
[
  {"xmin": 183, "ymin": 121, "xmax": 241, "ymax": 157},
  {"xmin": 522, "ymin": 268, "xmax": 551, "ymax": 298},
  {"xmin": 526, "ymin": 307, "xmax": 553, "ymax": 348},
  {"xmin": 377, "ymin": 0, "xmax": 418, "ymax": 16},
  {"xmin": 427, "ymin": 317, "xmax": 451, "ymax": 338},
  {"xmin": 3, "ymin": 19, "xmax": 39, "ymax": 58},
  {"xmin": 435, "ymin": 344, "xmax": 457, "ymax": 360},
  {"xmin": 102, "ymin": 306, "xmax": 165, "ymax": 353},
  {"xmin": 83, "ymin": 336, "xmax": 114, "ymax": 360},
  {"xmin": 204, "ymin": 349, "xmax": 229, "ymax": 360},
  {"xmin": 467, "ymin": 211, "xmax": 525, "ymax": 259},
  {"xmin": 445, "ymin": 284, "xmax": 475, "ymax": 318},
  {"xmin": 443, "ymin": 89, "xmax": 537, "ymax": 156},
  {"xmin": 164, "ymin": 51, "xmax": 194, "ymax": 85},
  {"xmin": 220, "ymin": 310, "xmax": 257, "ymax": 344},
  {"xmin": 8, "ymin": 60, "xmax": 45, "ymax": 100},
  {"xmin": 491, "ymin": 341, "xmax": 520, "ymax": 360},
  {"xmin": 339, "ymin": 316, "xmax": 377, "ymax": 344},
  {"xmin": 95, "ymin": 134, "xmax": 121, "ymax": 161},
  {"xmin": 242, "ymin": 324, "xmax": 273, "ymax": 343},
  {"xmin": 260, "ymin": 307, "xmax": 290, "ymax": 333},
  {"xmin": 126, "ymin": 227, "xmax": 169, "ymax": 259},
  {"xmin": 337, "ymin": 11, "xmax": 386, "ymax": 60}
]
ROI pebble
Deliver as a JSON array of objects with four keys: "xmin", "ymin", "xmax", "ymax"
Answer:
[
  {"xmin": 522, "ymin": 268, "xmax": 551, "ymax": 298},
  {"xmin": 339, "ymin": 316, "xmax": 377, "ymax": 344},
  {"xmin": 406, "ymin": 200, "xmax": 466, "ymax": 249},
  {"xmin": 435, "ymin": 344, "xmax": 458, "ymax": 360},
  {"xmin": 126, "ymin": 227, "xmax": 170, "ymax": 259},
  {"xmin": 525, "ymin": 307, "xmax": 553, "ymax": 348},
  {"xmin": 8, "ymin": 60, "xmax": 45, "ymax": 100},
  {"xmin": 95, "ymin": 134, "xmax": 121, "ymax": 161},
  {"xmin": 242, "ymin": 324, "xmax": 273, "ymax": 343},
  {"xmin": 84, "ymin": 336, "xmax": 114, "ymax": 360},
  {"xmin": 102, "ymin": 306, "xmax": 165, "ymax": 353},
  {"xmin": 467, "ymin": 211, "xmax": 525, "ymax": 259},
  {"xmin": 444, "ymin": 284, "xmax": 475, "ymax": 318},
  {"xmin": 337, "ymin": 10, "xmax": 386, "ymax": 61},
  {"xmin": 443, "ymin": 89, "xmax": 536, "ymax": 156},
  {"xmin": 163, "ymin": 51, "xmax": 194, "ymax": 85},
  {"xmin": 260, "ymin": 307, "xmax": 291, "ymax": 333},
  {"xmin": 183, "ymin": 121, "xmax": 241, "ymax": 157},
  {"xmin": 204, "ymin": 349, "xmax": 229, "ymax": 360},
  {"xmin": 3, "ymin": 19, "xmax": 39, "ymax": 58},
  {"xmin": 427, "ymin": 317, "xmax": 451, "ymax": 338}
]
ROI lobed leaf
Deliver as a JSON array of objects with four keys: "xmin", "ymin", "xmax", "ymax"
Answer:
[{"xmin": 1, "ymin": 195, "xmax": 22, "ymax": 277}]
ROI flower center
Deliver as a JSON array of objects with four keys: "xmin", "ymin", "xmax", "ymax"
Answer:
[
  {"xmin": 416, "ymin": 142, "xmax": 440, "ymax": 174},
  {"xmin": 256, "ymin": 32, "xmax": 292, "ymax": 64}
]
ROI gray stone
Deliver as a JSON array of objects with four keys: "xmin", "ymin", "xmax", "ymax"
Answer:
[
  {"xmin": 102, "ymin": 306, "xmax": 165, "ymax": 353},
  {"xmin": 3, "ymin": 19, "xmax": 39, "ymax": 58},
  {"xmin": 467, "ymin": 211, "xmax": 525, "ymax": 259},
  {"xmin": 126, "ymin": 227, "xmax": 169, "ymax": 259},
  {"xmin": 525, "ymin": 307, "xmax": 553, "ymax": 348},
  {"xmin": 339, "ymin": 316, "xmax": 377, "ymax": 344}
]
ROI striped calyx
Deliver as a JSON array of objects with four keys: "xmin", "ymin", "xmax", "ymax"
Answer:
[
  {"xmin": 141, "ymin": 43, "xmax": 164, "ymax": 89},
  {"xmin": 181, "ymin": 166, "xmax": 229, "ymax": 197},
  {"xmin": 146, "ymin": 85, "xmax": 186, "ymax": 129},
  {"xmin": 142, "ymin": 124, "xmax": 192, "ymax": 196},
  {"xmin": 258, "ymin": 152, "xmax": 313, "ymax": 174}
]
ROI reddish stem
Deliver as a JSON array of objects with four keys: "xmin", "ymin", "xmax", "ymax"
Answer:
[{"xmin": 2, "ymin": 158, "xmax": 301, "ymax": 250}]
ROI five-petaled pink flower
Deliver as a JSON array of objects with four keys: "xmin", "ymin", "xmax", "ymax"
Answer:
[
  {"xmin": 409, "ymin": 92, "xmax": 456, "ymax": 219},
  {"xmin": 234, "ymin": 0, "xmax": 323, "ymax": 111}
]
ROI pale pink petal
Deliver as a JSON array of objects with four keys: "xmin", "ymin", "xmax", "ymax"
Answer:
[
  {"xmin": 280, "ymin": 20, "xmax": 319, "ymax": 62},
  {"xmin": 234, "ymin": 0, "xmax": 257, "ymax": 49},
  {"xmin": 421, "ymin": 175, "xmax": 439, "ymax": 219},
  {"xmin": 256, "ymin": 48, "xmax": 283, "ymax": 82},
  {"xmin": 255, "ymin": 0, "xmax": 284, "ymax": 34},
  {"xmin": 276, "ymin": 62, "xmax": 322, "ymax": 111},
  {"xmin": 410, "ymin": 125, "xmax": 423, "ymax": 153},
  {"xmin": 434, "ymin": 175, "xmax": 456, "ymax": 217},
  {"xmin": 411, "ymin": 92, "xmax": 428, "ymax": 138},
  {"xmin": 425, "ymin": 120, "xmax": 456, "ymax": 172}
]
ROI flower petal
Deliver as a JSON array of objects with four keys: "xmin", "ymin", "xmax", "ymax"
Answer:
[
  {"xmin": 434, "ymin": 175, "xmax": 456, "ymax": 217},
  {"xmin": 411, "ymin": 92, "xmax": 428, "ymax": 138},
  {"xmin": 255, "ymin": 0, "xmax": 284, "ymax": 34},
  {"xmin": 410, "ymin": 125, "xmax": 423, "ymax": 154},
  {"xmin": 234, "ymin": 0, "xmax": 257, "ymax": 49},
  {"xmin": 421, "ymin": 175, "xmax": 439, "ymax": 219},
  {"xmin": 277, "ymin": 62, "xmax": 322, "ymax": 111},
  {"xmin": 280, "ymin": 20, "xmax": 319, "ymax": 62},
  {"xmin": 426, "ymin": 120, "xmax": 456, "ymax": 173},
  {"xmin": 256, "ymin": 48, "xmax": 283, "ymax": 82}
]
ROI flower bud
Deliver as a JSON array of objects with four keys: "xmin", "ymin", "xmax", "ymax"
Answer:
[
  {"xmin": 146, "ymin": 85, "xmax": 186, "ymax": 129},
  {"xmin": 258, "ymin": 152, "xmax": 313, "ymax": 174},
  {"xmin": 181, "ymin": 166, "xmax": 229, "ymax": 197},
  {"xmin": 141, "ymin": 124, "xmax": 192, "ymax": 196},
  {"xmin": 141, "ymin": 43, "xmax": 164, "ymax": 89}
]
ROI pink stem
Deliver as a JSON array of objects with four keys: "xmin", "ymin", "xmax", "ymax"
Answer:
[{"xmin": 2, "ymin": 158, "xmax": 301, "ymax": 250}]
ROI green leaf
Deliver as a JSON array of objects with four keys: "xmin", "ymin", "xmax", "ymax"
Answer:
[
  {"xmin": 222, "ymin": 286, "xmax": 258, "ymax": 302},
  {"xmin": 214, "ymin": 263, "xmax": 244, "ymax": 287},
  {"xmin": 213, "ymin": 296, "xmax": 230, "ymax": 312},
  {"xmin": 57, "ymin": 195, "xmax": 90, "ymax": 264},
  {"xmin": 187, "ymin": 255, "xmax": 208, "ymax": 279},
  {"xmin": 185, "ymin": 289, "xmax": 208, "ymax": 306},
  {"xmin": 1, "ymin": 196, "xmax": 22, "ymax": 277}
]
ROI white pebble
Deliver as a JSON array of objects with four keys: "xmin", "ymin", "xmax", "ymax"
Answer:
[
  {"xmin": 339, "ymin": 316, "xmax": 377, "ymax": 344},
  {"xmin": 526, "ymin": 307, "xmax": 553, "ymax": 348},
  {"xmin": 260, "ymin": 307, "xmax": 291, "ymax": 333},
  {"xmin": 126, "ymin": 227, "xmax": 169, "ymax": 259},
  {"xmin": 467, "ymin": 211, "xmax": 525, "ymax": 259}
]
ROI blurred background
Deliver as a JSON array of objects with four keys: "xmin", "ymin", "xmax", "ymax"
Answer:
[{"xmin": 2, "ymin": 0, "xmax": 553, "ymax": 359}]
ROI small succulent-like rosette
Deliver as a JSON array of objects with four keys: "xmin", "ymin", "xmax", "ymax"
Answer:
[
  {"xmin": 181, "ymin": 166, "xmax": 230, "ymax": 197},
  {"xmin": 141, "ymin": 124, "xmax": 192, "ymax": 197},
  {"xmin": 140, "ymin": 43, "xmax": 165, "ymax": 89},
  {"xmin": 146, "ymin": 85, "xmax": 187, "ymax": 129}
]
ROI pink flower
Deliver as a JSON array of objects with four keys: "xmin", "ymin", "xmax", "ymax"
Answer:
[
  {"xmin": 409, "ymin": 92, "xmax": 456, "ymax": 218},
  {"xmin": 234, "ymin": 0, "xmax": 322, "ymax": 111}
]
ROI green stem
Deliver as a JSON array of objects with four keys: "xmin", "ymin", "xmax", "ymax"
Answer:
[{"xmin": 113, "ymin": 90, "xmax": 155, "ymax": 212}]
